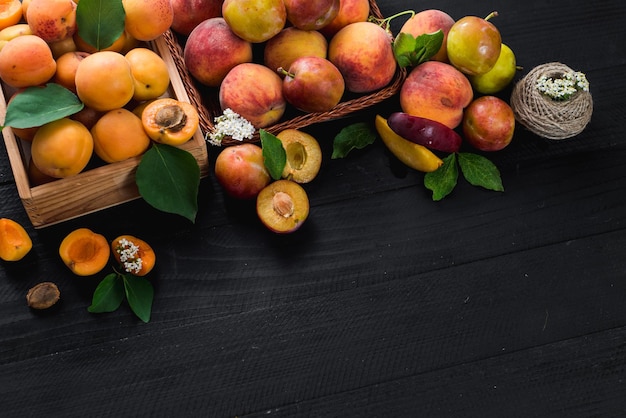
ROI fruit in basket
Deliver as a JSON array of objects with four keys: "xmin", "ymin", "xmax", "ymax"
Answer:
[
  {"xmin": 276, "ymin": 129, "xmax": 323, "ymax": 183},
  {"xmin": 74, "ymin": 50, "xmax": 135, "ymax": 112},
  {"xmin": 122, "ymin": 0, "xmax": 173, "ymax": 41},
  {"xmin": 279, "ymin": 56, "xmax": 345, "ymax": 113},
  {"xmin": 219, "ymin": 63, "xmax": 286, "ymax": 128},
  {"xmin": 91, "ymin": 108, "xmax": 151, "ymax": 163},
  {"xmin": 0, "ymin": 218, "xmax": 32, "ymax": 262},
  {"xmin": 387, "ymin": 112, "xmax": 463, "ymax": 153},
  {"xmin": 30, "ymin": 118, "xmax": 93, "ymax": 178},
  {"xmin": 59, "ymin": 228, "xmax": 110, "ymax": 276},
  {"xmin": 26, "ymin": 0, "xmax": 76, "ymax": 43},
  {"xmin": 125, "ymin": 47, "xmax": 170, "ymax": 101},
  {"xmin": 214, "ymin": 143, "xmax": 272, "ymax": 200},
  {"xmin": 184, "ymin": 17, "xmax": 253, "ymax": 88},
  {"xmin": 283, "ymin": 0, "xmax": 339, "ymax": 31},
  {"xmin": 0, "ymin": 1, "xmax": 24, "ymax": 31},
  {"xmin": 112, "ymin": 235, "xmax": 156, "ymax": 276},
  {"xmin": 52, "ymin": 50, "xmax": 89, "ymax": 93},
  {"xmin": 263, "ymin": 27, "xmax": 328, "ymax": 73},
  {"xmin": 170, "ymin": 0, "xmax": 222, "ymax": 36},
  {"xmin": 319, "ymin": 0, "xmax": 369, "ymax": 37},
  {"xmin": 328, "ymin": 21, "xmax": 396, "ymax": 93},
  {"xmin": 374, "ymin": 115, "xmax": 443, "ymax": 173},
  {"xmin": 141, "ymin": 98, "xmax": 200, "ymax": 146},
  {"xmin": 462, "ymin": 95, "xmax": 515, "ymax": 151},
  {"xmin": 222, "ymin": 0, "xmax": 286, "ymax": 43},
  {"xmin": 468, "ymin": 43, "xmax": 517, "ymax": 94},
  {"xmin": 256, "ymin": 179, "xmax": 309, "ymax": 234},
  {"xmin": 0, "ymin": 34, "xmax": 56, "ymax": 88},
  {"xmin": 399, "ymin": 9, "xmax": 455, "ymax": 63},
  {"xmin": 446, "ymin": 12, "xmax": 502, "ymax": 75},
  {"xmin": 399, "ymin": 61, "xmax": 473, "ymax": 129}
]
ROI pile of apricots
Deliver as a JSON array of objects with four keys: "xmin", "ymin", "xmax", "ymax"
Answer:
[{"xmin": 0, "ymin": 0, "xmax": 200, "ymax": 185}]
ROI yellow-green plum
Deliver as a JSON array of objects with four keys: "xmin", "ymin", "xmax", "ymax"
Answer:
[
  {"xmin": 222, "ymin": 0, "xmax": 286, "ymax": 43},
  {"xmin": 462, "ymin": 95, "xmax": 515, "ymax": 151},
  {"xmin": 263, "ymin": 27, "xmax": 328, "ymax": 72},
  {"xmin": 446, "ymin": 13, "xmax": 502, "ymax": 75},
  {"xmin": 468, "ymin": 43, "xmax": 517, "ymax": 94},
  {"xmin": 283, "ymin": 0, "xmax": 339, "ymax": 31},
  {"xmin": 399, "ymin": 9, "xmax": 455, "ymax": 62}
]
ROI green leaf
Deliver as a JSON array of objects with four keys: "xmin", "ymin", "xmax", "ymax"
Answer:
[
  {"xmin": 458, "ymin": 152, "xmax": 504, "ymax": 192},
  {"xmin": 88, "ymin": 273, "xmax": 125, "ymax": 313},
  {"xmin": 76, "ymin": 0, "xmax": 126, "ymax": 51},
  {"xmin": 424, "ymin": 153, "xmax": 458, "ymax": 201},
  {"xmin": 332, "ymin": 122, "xmax": 376, "ymax": 159},
  {"xmin": 123, "ymin": 275, "xmax": 154, "ymax": 323},
  {"xmin": 2, "ymin": 84, "xmax": 83, "ymax": 129},
  {"xmin": 393, "ymin": 30, "xmax": 444, "ymax": 68},
  {"xmin": 136, "ymin": 143, "xmax": 201, "ymax": 223},
  {"xmin": 260, "ymin": 129, "xmax": 286, "ymax": 180}
]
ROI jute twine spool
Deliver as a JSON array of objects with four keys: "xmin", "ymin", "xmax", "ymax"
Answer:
[{"xmin": 510, "ymin": 62, "xmax": 593, "ymax": 140}]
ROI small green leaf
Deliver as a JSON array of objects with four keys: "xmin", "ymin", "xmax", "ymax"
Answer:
[
  {"xmin": 393, "ymin": 30, "xmax": 443, "ymax": 68},
  {"xmin": 136, "ymin": 143, "xmax": 201, "ymax": 223},
  {"xmin": 2, "ymin": 84, "xmax": 83, "ymax": 129},
  {"xmin": 392, "ymin": 32, "xmax": 418, "ymax": 68},
  {"xmin": 76, "ymin": 0, "xmax": 126, "ymax": 51},
  {"xmin": 88, "ymin": 273, "xmax": 125, "ymax": 313},
  {"xmin": 458, "ymin": 152, "xmax": 504, "ymax": 192},
  {"xmin": 332, "ymin": 122, "xmax": 376, "ymax": 159},
  {"xmin": 424, "ymin": 153, "xmax": 458, "ymax": 201},
  {"xmin": 123, "ymin": 275, "xmax": 154, "ymax": 323},
  {"xmin": 260, "ymin": 129, "xmax": 286, "ymax": 180}
]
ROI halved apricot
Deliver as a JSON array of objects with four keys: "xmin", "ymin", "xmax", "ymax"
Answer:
[
  {"xmin": 141, "ymin": 97, "xmax": 199, "ymax": 146},
  {"xmin": 0, "ymin": 0, "xmax": 23, "ymax": 31},
  {"xmin": 0, "ymin": 218, "xmax": 32, "ymax": 261},
  {"xmin": 111, "ymin": 235, "xmax": 155, "ymax": 276},
  {"xmin": 59, "ymin": 228, "xmax": 110, "ymax": 276}
]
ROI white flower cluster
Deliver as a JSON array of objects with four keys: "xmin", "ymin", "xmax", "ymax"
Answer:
[
  {"xmin": 116, "ymin": 238, "xmax": 143, "ymax": 275},
  {"xmin": 206, "ymin": 108, "xmax": 255, "ymax": 146},
  {"xmin": 536, "ymin": 71, "xmax": 589, "ymax": 101}
]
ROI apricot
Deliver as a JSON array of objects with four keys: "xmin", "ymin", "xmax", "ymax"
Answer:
[
  {"xmin": 74, "ymin": 50, "xmax": 135, "ymax": 112},
  {"xmin": 48, "ymin": 35, "xmax": 77, "ymax": 58},
  {"xmin": 26, "ymin": 0, "xmax": 77, "ymax": 43},
  {"xmin": 0, "ymin": 218, "xmax": 32, "ymax": 262},
  {"xmin": 111, "ymin": 235, "xmax": 155, "ymax": 276},
  {"xmin": 31, "ymin": 118, "xmax": 93, "ymax": 178},
  {"xmin": 91, "ymin": 108, "xmax": 151, "ymax": 163},
  {"xmin": 125, "ymin": 47, "xmax": 170, "ymax": 101},
  {"xmin": 53, "ymin": 50, "xmax": 89, "ymax": 93},
  {"xmin": 69, "ymin": 105, "xmax": 103, "ymax": 130},
  {"xmin": 0, "ymin": 23, "xmax": 33, "ymax": 44},
  {"xmin": 0, "ymin": 0, "xmax": 23, "ymax": 31},
  {"xmin": 27, "ymin": 156, "xmax": 56, "ymax": 186},
  {"xmin": 73, "ymin": 30, "xmax": 127, "ymax": 54},
  {"xmin": 141, "ymin": 98, "xmax": 200, "ymax": 146},
  {"xmin": 59, "ymin": 228, "xmax": 110, "ymax": 276},
  {"xmin": 7, "ymin": 90, "xmax": 40, "ymax": 141},
  {"xmin": 256, "ymin": 180, "xmax": 309, "ymax": 234},
  {"xmin": 122, "ymin": 0, "xmax": 173, "ymax": 41},
  {"xmin": 0, "ymin": 34, "xmax": 56, "ymax": 88}
]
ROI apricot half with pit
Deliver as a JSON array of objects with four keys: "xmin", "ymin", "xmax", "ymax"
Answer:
[
  {"xmin": 141, "ymin": 97, "xmax": 200, "ymax": 146},
  {"xmin": 276, "ymin": 129, "xmax": 322, "ymax": 183},
  {"xmin": 256, "ymin": 180, "xmax": 309, "ymax": 234}
]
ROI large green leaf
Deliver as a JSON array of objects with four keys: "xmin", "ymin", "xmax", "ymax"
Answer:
[{"xmin": 76, "ymin": 0, "xmax": 126, "ymax": 50}]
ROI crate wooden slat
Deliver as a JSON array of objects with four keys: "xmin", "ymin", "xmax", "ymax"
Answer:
[{"xmin": 1, "ymin": 34, "xmax": 209, "ymax": 229}]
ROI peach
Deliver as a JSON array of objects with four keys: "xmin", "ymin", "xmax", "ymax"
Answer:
[
  {"xmin": 122, "ymin": 0, "xmax": 173, "ymax": 41},
  {"xmin": 256, "ymin": 180, "xmax": 309, "ymax": 234},
  {"xmin": 263, "ymin": 27, "xmax": 327, "ymax": 73},
  {"xmin": 184, "ymin": 17, "xmax": 253, "ymax": 88},
  {"xmin": 0, "ymin": 34, "xmax": 56, "ymax": 88},
  {"xmin": 26, "ymin": 0, "xmax": 77, "ymax": 43},
  {"xmin": 328, "ymin": 21, "xmax": 396, "ymax": 93},
  {"xmin": 53, "ymin": 50, "xmax": 89, "ymax": 93},
  {"xmin": 319, "ymin": 0, "xmax": 370, "ymax": 37},
  {"xmin": 399, "ymin": 9, "xmax": 455, "ymax": 62},
  {"xmin": 170, "ymin": 0, "xmax": 222, "ymax": 36},
  {"xmin": 219, "ymin": 63, "xmax": 286, "ymax": 129},
  {"xmin": 462, "ymin": 96, "xmax": 515, "ymax": 151},
  {"xmin": 283, "ymin": 0, "xmax": 339, "ymax": 31},
  {"xmin": 214, "ymin": 143, "xmax": 272, "ymax": 200},
  {"xmin": 399, "ymin": 60, "xmax": 473, "ymax": 129}
]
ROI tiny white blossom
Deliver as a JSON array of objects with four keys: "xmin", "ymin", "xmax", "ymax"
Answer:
[
  {"xmin": 206, "ymin": 108, "xmax": 255, "ymax": 146},
  {"xmin": 116, "ymin": 238, "xmax": 143, "ymax": 274},
  {"xmin": 536, "ymin": 70, "xmax": 589, "ymax": 101}
]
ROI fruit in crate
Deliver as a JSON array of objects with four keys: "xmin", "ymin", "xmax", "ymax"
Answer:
[
  {"xmin": 328, "ymin": 21, "xmax": 397, "ymax": 93},
  {"xmin": 214, "ymin": 143, "xmax": 272, "ymax": 200},
  {"xmin": 263, "ymin": 27, "xmax": 328, "ymax": 73},
  {"xmin": 91, "ymin": 108, "xmax": 151, "ymax": 163},
  {"xmin": 399, "ymin": 61, "xmax": 473, "ymax": 129},
  {"xmin": 276, "ymin": 129, "xmax": 323, "ymax": 183},
  {"xmin": 279, "ymin": 56, "xmax": 345, "ymax": 114},
  {"xmin": 184, "ymin": 17, "xmax": 253, "ymax": 88},
  {"xmin": 387, "ymin": 112, "xmax": 463, "ymax": 153},
  {"xmin": 0, "ymin": 34, "xmax": 56, "ymax": 88},
  {"xmin": 399, "ymin": 9, "xmax": 455, "ymax": 62},
  {"xmin": 25, "ymin": 0, "xmax": 76, "ymax": 43},
  {"xmin": 468, "ymin": 43, "xmax": 517, "ymax": 94},
  {"xmin": 141, "ymin": 98, "xmax": 200, "ymax": 146},
  {"xmin": 446, "ymin": 12, "xmax": 502, "ymax": 75},
  {"xmin": 462, "ymin": 96, "xmax": 515, "ymax": 151},
  {"xmin": 170, "ymin": 0, "xmax": 223, "ymax": 36},
  {"xmin": 319, "ymin": 0, "xmax": 370, "ymax": 37},
  {"xmin": 256, "ymin": 180, "xmax": 309, "ymax": 234},
  {"xmin": 125, "ymin": 47, "xmax": 170, "ymax": 101},
  {"xmin": 219, "ymin": 63, "xmax": 286, "ymax": 129},
  {"xmin": 222, "ymin": 0, "xmax": 287, "ymax": 43},
  {"xmin": 122, "ymin": 0, "xmax": 173, "ymax": 41},
  {"xmin": 53, "ymin": 50, "xmax": 89, "ymax": 93},
  {"xmin": 283, "ymin": 0, "xmax": 340, "ymax": 31}
]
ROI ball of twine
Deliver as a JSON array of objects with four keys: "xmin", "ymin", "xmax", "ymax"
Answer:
[{"xmin": 510, "ymin": 62, "xmax": 593, "ymax": 140}]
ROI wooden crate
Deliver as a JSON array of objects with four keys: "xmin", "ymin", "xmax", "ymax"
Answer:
[{"xmin": 0, "ymin": 35, "xmax": 210, "ymax": 229}]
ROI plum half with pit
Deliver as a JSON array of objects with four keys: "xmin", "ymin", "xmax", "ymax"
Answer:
[
  {"xmin": 256, "ymin": 180, "xmax": 309, "ymax": 233},
  {"xmin": 276, "ymin": 129, "xmax": 322, "ymax": 183}
]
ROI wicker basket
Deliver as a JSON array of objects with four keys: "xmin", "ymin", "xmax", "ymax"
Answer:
[
  {"xmin": 161, "ymin": 0, "xmax": 407, "ymax": 146},
  {"xmin": 1, "ymin": 36, "xmax": 210, "ymax": 229}
]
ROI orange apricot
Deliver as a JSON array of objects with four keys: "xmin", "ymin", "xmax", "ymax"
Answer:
[
  {"xmin": 48, "ymin": 35, "xmax": 77, "ymax": 58},
  {"xmin": 70, "ymin": 105, "xmax": 103, "ymax": 130},
  {"xmin": 0, "ymin": 34, "xmax": 56, "ymax": 88},
  {"xmin": 0, "ymin": 218, "xmax": 32, "ymax": 262},
  {"xmin": 27, "ymin": 156, "xmax": 56, "ymax": 186},
  {"xmin": 122, "ymin": 0, "xmax": 173, "ymax": 41},
  {"xmin": 141, "ymin": 98, "xmax": 200, "ymax": 146},
  {"xmin": 0, "ymin": 0, "xmax": 23, "ymax": 31},
  {"xmin": 125, "ymin": 47, "xmax": 170, "ymax": 101},
  {"xmin": 53, "ymin": 50, "xmax": 89, "ymax": 93},
  {"xmin": 59, "ymin": 228, "xmax": 110, "ymax": 276},
  {"xmin": 73, "ymin": 30, "xmax": 127, "ymax": 54},
  {"xmin": 74, "ymin": 50, "xmax": 135, "ymax": 112},
  {"xmin": 26, "ymin": 0, "xmax": 77, "ymax": 43},
  {"xmin": 0, "ymin": 23, "xmax": 32, "ymax": 45},
  {"xmin": 91, "ymin": 108, "xmax": 151, "ymax": 163},
  {"xmin": 30, "ymin": 118, "xmax": 93, "ymax": 178},
  {"xmin": 111, "ymin": 235, "xmax": 155, "ymax": 276}
]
